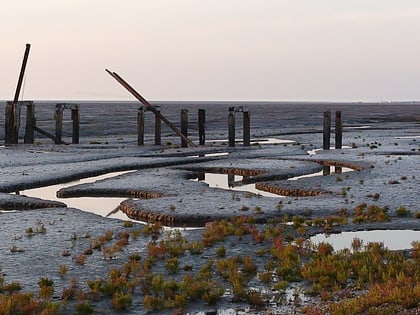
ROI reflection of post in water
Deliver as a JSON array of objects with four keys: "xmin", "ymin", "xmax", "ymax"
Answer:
[
  {"xmin": 228, "ymin": 174, "xmax": 235, "ymax": 187},
  {"xmin": 335, "ymin": 166, "xmax": 342, "ymax": 174},
  {"xmin": 197, "ymin": 172, "xmax": 205, "ymax": 181},
  {"xmin": 323, "ymin": 165, "xmax": 331, "ymax": 176}
]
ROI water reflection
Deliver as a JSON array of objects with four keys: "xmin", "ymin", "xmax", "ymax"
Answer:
[
  {"xmin": 310, "ymin": 230, "xmax": 420, "ymax": 251},
  {"xmin": 17, "ymin": 171, "xmax": 134, "ymax": 220}
]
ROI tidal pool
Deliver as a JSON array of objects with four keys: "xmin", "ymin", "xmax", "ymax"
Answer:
[
  {"xmin": 17, "ymin": 171, "xmax": 134, "ymax": 220},
  {"xmin": 192, "ymin": 165, "xmax": 353, "ymax": 197},
  {"xmin": 310, "ymin": 229, "xmax": 420, "ymax": 251}
]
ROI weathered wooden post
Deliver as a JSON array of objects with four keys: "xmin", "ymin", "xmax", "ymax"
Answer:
[
  {"xmin": 5, "ymin": 101, "xmax": 20, "ymax": 144},
  {"xmin": 228, "ymin": 107, "xmax": 235, "ymax": 147},
  {"xmin": 55, "ymin": 105, "xmax": 64, "ymax": 144},
  {"xmin": 198, "ymin": 109, "xmax": 206, "ymax": 145},
  {"xmin": 154, "ymin": 107, "xmax": 161, "ymax": 146},
  {"xmin": 323, "ymin": 111, "xmax": 331, "ymax": 150},
  {"xmin": 228, "ymin": 174, "xmax": 235, "ymax": 188},
  {"xmin": 181, "ymin": 109, "xmax": 188, "ymax": 148},
  {"xmin": 323, "ymin": 165, "xmax": 331, "ymax": 176},
  {"xmin": 137, "ymin": 106, "xmax": 144, "ymax": 146},
  {"xmin": 71, "ymin": 106, "xmax": 80, "ymax": 144},
  {"xmin": 335, "ymin": 110, "xmax": 342, "ymax": 149},
  {"xmin": 24, "ymin": 101, "xmax": 35, "ymax": 144},
  {"xmin": 243, "ymin": 109, "xmax": 250, "ymax": 147}
]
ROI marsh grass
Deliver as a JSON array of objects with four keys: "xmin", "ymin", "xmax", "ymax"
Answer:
[{"xmin": 1, "ymin": 212, "xmax": 418, "ymax": 314}]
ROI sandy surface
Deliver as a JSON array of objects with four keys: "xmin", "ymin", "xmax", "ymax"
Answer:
[{"xmin": 0, "ymin": 101, "xmax": 419, "ymax": 313}]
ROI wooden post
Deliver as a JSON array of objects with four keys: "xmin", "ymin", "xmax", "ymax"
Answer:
[
  {"xmin": 335, "ymin": 166, "xmax": 342, "ymax": 174},
  {"xmin": 228, "ymin": 107, "xmax": 235, "ymax": 147},
  {"xmin": 5, "ymin": 101, "xmax": 20, "ymax": 145},
  {"xmin": 198, "ymin": 109, "xmax": 205, "ymax": 145},
  {"xmin": 24, "ymin": 101, "xmax": 35, "ymax": 144},
  {"xmin": 228, "ymin": 174, "xmax": 235, "ymax": 187},
  {"xmin": 323, "ymin": 111, "xmax": 331, "ymax": 150},
  {"xmin": 181, "ymin": 109, "xmax": 188, "ymax": 148},
  {"xmin": 243, "ymin": 110, "xmax": 250, "ymax": 146},
  {"xmin": 71, "ymin": 106, "xmax": 80, "ymax": 144},
  {"xmin": 154, "ymin": 108, "xmax": 161, "ymax": 146},
  {"xmin": 137, "ymin": 107, "xmax": 144, "ymax": 146},
  {"xmin": 323, "ymin": 165, "xmax": 331, "ymax": 176},
  {"xmin": 335, "ymin": 110, "xmax": 342, "ymax": 149},
  {"xmin": 55, "ymin": 105, "xmax": 64, "ymax": 145}
]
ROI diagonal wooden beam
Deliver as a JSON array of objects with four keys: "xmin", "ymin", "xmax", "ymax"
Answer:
[{"xmin": 105, "ymin": 69, "xmax": 195, "ymax": 147}]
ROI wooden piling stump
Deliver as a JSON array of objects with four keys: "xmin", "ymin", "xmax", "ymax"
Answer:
[
  {"xmin": 323, "ymin": 111, "xmax": 331, "ymax": 150},
  {"xmin": 228, "ymin": 107, "xmax": 235, "ymax": 147},
  {"xmin": 155, "ymin": 109, "xmax": 161, "ymax": 146},
  {"xmin": 71, "ymin": 106, "xmax": 80, "ymax": 144},
  {"xmin": 243, "ymin": 110, "xmax": 250, "ymax": 146},
  {"xmin": 55, "ymin": 105, "xmax": 64, "ymax": 145},
  {"xmin": 137, "ymin": 107, "xmax": 144, "ymax": 146},
  {"xmin": 335, "ymin": 110, "xmax": 342, "ymax": 149},
  {"xmin": 24, "ymin": 102, "xmax": 35, "ymax": 144},
  {"xmin": 198, "ymin": 109, "xmax": 206, "ymax": 145},
  {"xmin": 181, "ymin": 109, "xmax": 188, "ymax": 148}
]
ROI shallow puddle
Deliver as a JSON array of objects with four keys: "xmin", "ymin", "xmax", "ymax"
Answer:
[
  {"xmin": 192, "ymin": 173, "xmax": 281, "ymax": 198},
  {"xmin": 192, "ymin": 165, "xmax": 353, "ymax": 197},
  {"xmin": 209, "ymin": 138, "xmax": 295, "ymax": 145},
  {"xmin": 17, "ymin": 171, "xmax": 134, "ymax": 220},
  {"xmin": 310, "ymin": 230, "xmax": 420, "ymax": 251}
]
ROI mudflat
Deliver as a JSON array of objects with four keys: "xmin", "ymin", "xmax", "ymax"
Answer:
[{"xmin": 0, "ymin": 101, "xmax": 419, "ymax": 314}]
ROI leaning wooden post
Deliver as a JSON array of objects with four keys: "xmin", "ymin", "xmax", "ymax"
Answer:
[
  {"xmin": 55, "ymin": 105, "xmax": 64, "ymax": 144},
  {"xmin": 323, "ymin": 110, "xmax": 331, "ymax": 150},
  {"xmin": 243, "ymin": 109, "xmax": 250, "ymax": 146},
  {"xmin": 154, "ymin": 107, "xmax": 161, "ymax": 146},
  {"xmin": 181, "ymin": 109, "xmax": 189, "ymax": 148},
  {"xmin": 71, "ymin": 105, "xmax": 80, "ymax": 144},
  {"xmin": 198, "ymin": 109, "xmax": 206, "ymax": 145},
  {"xmin": 228, "ymin": 107, "xmax": 235, "ymax": 147},
  {"xmin": 137, "ymin": 106, "xmax": 144, "ymax": 146},
  {"xmin": 24, "ymin": 101, "xmax": 35, "ymax": 144},
  {"xmin": 335, "ymin": 110, "xmax": 342, "ymax": 149}
]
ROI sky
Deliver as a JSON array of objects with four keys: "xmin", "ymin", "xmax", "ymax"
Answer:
[{"xmin": 1, "ymin": 0, "xmax": 420, "ymax": 102}]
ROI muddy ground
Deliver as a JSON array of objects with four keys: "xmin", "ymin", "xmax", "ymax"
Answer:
[{"xmin": 0, "ymin": 101, "xmax": 419, "ymax": 314}]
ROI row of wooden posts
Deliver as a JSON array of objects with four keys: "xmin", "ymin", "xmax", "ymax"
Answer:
[
  {"xmin": 4, "ymin": 101, "xmax": 251, "ymax": 147},
  {"xmin": 5, "ymin": 101, "xmax": 80, "ymax": 145},
  {"xmin": 4, "ymin": 102, "xmax": 343, "ymax": 149}
]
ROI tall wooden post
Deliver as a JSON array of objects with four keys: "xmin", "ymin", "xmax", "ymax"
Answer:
[
  {"xmin": 55, "ymin": 105, "xmax": 64, "ymax": 145},
  {"xmin": 323, "ymin": 111, "xmax": 331, "ymax": 150},
  {"xmin": 198, "ymin": 109, "xmax": 205, "ymax": 146},
  {"xmin": 154, "ymin": 108, "xmax": 161, "ymax": 146},
  {"xmin": 5, "ymin": 101, "xmax": 20, "ymax": 145},
  {"xmin": 71, "ymin": 106, "xmax": 80, "ymax": 144},
  {"xmin": 181, "ymin": 109, "xmax": 188, "ymax": 148},
  {"xmin": 24, "ymin": 101, "xmax": 35, "ymax": 144},
  {"xmin": 243, "ymin": 110, "xmax": 250, "ymax": 146},
  {"xmin": 335, "ymin": 110, "xmax": 342, "ymax": 149},
  {"xmin": 137, "ymin": 107, "xmax": 144, "ymax": 146},
  {"xmin": 228, "ymin": 107, "xmax": 235, "ymax": 147}
]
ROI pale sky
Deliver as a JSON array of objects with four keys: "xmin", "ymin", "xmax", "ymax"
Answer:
[{"xmin": 1, "ymin": 0, "xmax": 420, "ymax": 102}]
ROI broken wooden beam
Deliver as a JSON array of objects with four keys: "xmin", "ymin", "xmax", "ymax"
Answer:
[{"xmin": 105, "ymin": 69, "xmax": 195, "ymax": 147}]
